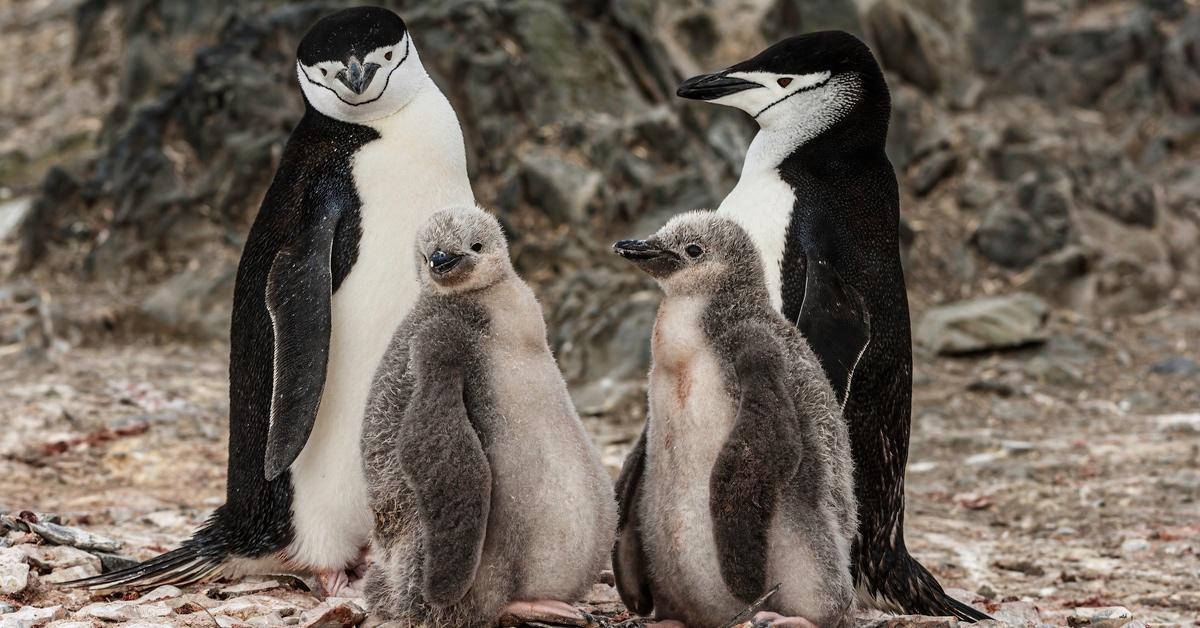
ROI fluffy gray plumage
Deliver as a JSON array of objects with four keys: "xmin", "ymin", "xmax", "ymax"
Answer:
[
  {"xmin": 361, "ymin": 206, "xmax": 616, "ymax": 627},
  {"xmin": 613, "ymin": 211, "xmax": 857, "ymax": 628}
]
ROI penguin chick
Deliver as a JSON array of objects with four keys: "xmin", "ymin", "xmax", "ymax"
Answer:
[
  {"xmin": 611, "ymin": 212, "xmax": 857, "ymax": 628},
  {"xmin": 361, "ymin": 206, "xmax": 616, "ymax": 628}
]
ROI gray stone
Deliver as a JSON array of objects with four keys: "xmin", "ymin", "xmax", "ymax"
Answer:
[
  {"xmin": 760, "ymin": 0, "xmax": 863, "ymax": 43},
  {"xmin": 13, "ymin": 544, "xmax": 101, "ymax": 573},
  {"xmin": 300, "ymin": 600, "xmax": 366, "ymax": 628},
  {"xmin": 1156, "ymin": 413, "xmax": 1200, "ymax": 434},
  {"xmin": 136, "ymin": 261, "xmax": 237, "ymax": 339},
  {"xmin": 1069, "ymin": 606, "xmax": 1133, "ymax": 628},
  {"xmin": 0, "ymin": 606, "xmax": 64, "ymax": 628},
  {"xmin": 912, "ymin": 150, "xmax": 958, "ymax": 196},
  {"xmin": 40, "ymin": 565, "xmax": 97, "ymax": 583},
  {"xmin": 968, "ymin": 0, "xmax": 1029, "ymax": 74},
  {"xmin": 0, "ymin": 197, "xmax": 34, "ymax": 243},
  {"xmin": 24, "ymin": 521, "xmax": 120, "ymax": 553},
  {"xmin": 973, "ymin": 196, "xmax": 1064, "ymax": 269},
  {"xmin": 917, "ymin": 292, "xmax": 1049, "ymax": 354},
  {"xmin": 0, "ymin": 557, "xmax": 28, "ymax": 597},
  {"xmin": 1162, "ymin": 11, "xmax": 1200, "ymax": 113},
  {"xmin": 1149, "ymin": 356, "xmax": 1200, "ymax": 376},
  {"xmin": 76, "ymin": 601, "xmax": 172, "ymax": 622},
  {"xmin": 519, "ymin": 150, "xmax": 602, "ymax": 225}
]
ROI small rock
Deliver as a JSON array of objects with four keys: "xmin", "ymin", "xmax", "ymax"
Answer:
[
  {"xmin": 1119, "ymin": 538, "xmax": 1149, "ymax": 554},
  {"xmin": 93, "ymin": 552, "xmax": 139, "ymax": 573},
  {"xmin": 136, "ymin": 585, "xmax": 184, "ymax": 602},
  {"xmin": 0, "ymin": 604, "xmax": 13, "ymax": 615},
  {"xmin": 1155, "ymin": 413, "xmax": 1200, "ymax": 434},
  {"xmin": 0, "ymin": 197, "xmax": 34, "ymax": 243},
  {"xmin": 917, "ymin": 293, "xmax": 1049, "ymax": 354},
  {"xmin": 992, "ymin": 600, "xmax": 1041, "ymax": 625},
  {"xmin": 1069, "ymin": 606, "xmax": 1133, "ymax": 628},
  {"xmin": 16, "ymin": 545, "xmax": 101, "ymax": 573},
  {"xmin": 77, "ymin": 601, "xmax": 172, "ymax": 622},
  {"xmin": 40, "ymin": 565, "xmax": 97, "ymax": 583},
  {"xmin": 44, "ymin": 622, "xmax": 92, "ymax": 628},
  {"xmin": 24, "ymin": 521, "xmax": 120, "ymax": 553},
  {"xmin": 299, "ymin": 600, "xmax": 366, "ymax": 628},
  {"xmin": 217, "ymin": 579, "xmax": 281, "ymax": 597},
  {"xmin": 520, "ymin": 150, "xmax": 602, "ymax": 225},
  {"xmin": 248, "ymin": 613, "xmax": 286, "ymax": 626},
  {"xmin": 912, "ymin": 151, "xmax": 958, "ymax": 196},
  {"xmin": 0, "ymin": 560, "xmax": 29, "ymax": 595},
  {"xmin": 0, "ymin": 606, "xmax": 65, "ymax": 628},
  {"xmin": 1148, "ymin": 356, "xmax": 1200, "ymax": 376}
]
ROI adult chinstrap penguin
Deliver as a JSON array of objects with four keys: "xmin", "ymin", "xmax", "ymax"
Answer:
[
  {"xmin": 361, "ymin": 206, "xmax": 615, "ymax": 627},
  {"xmin": 677, "ymin": 32, "xmax": 990, "ymax": 621},
  {"xmin": 612, "ymin": 211, "xmax": 858, "ymax": 628},
  {"xmin": 67, "ymin": 7, "xmax": 475, "ymax": 595}
]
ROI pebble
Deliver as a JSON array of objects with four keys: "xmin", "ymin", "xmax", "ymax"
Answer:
[
  {"xmin": 136, "ymin": 585, "xmax": 184, "ymax": 603},
  {"xmin": 1119, "ymin": 538, "xmax": 1150, "ymax": 554},
  {"xmin": 76, "ymin": 601, "xmax": 172, "ymax": 622},
  {"xmin": 1155, "ymin": 413, "xmax": 1200, "ymax": 433},
  {"xmin": 0, "ymin": 560, "xmax": 29, "ymax": 595},
  {"xmin": 14, "ymin": 545, "xmax": 100, "ymax": 573},
  {"xmin": 44, "ymin": 622, "xmax": 92, "ymax": 628},
  {"xmin": 40, "ymin": 565, "xmax": 97, "ymax": 583},
  {"xmin": 299, "ymin": 600, "xmax": 366, "ymax": 628},
  {"xmin": 992, "ymin": 600, "xmax": 1042, "ymax": 625},
  {"xmin": 218, "ymin": 579, "xmax": 282, "ymax": 597},
  {"xmin": 0, "ymin": 606, "xmax": 65, "ymax": 628},
  {"xmin": 24, "ymin": 521, "xmax": 120, "ymax": 553},
  {"xmin": 1069, "ymin": 606, "xmax": 1133, "ymax": 628}
]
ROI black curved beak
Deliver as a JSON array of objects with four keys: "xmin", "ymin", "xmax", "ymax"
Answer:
[
  {"xmin": 677, "ymin": 71, "xmax": 761, "ymax": 100},
  {"xmin": 337, "ymin": 58, "xmax": 381, "ymax": 95},
  {"xmin": 429, "ymin": 250, "xmax": 463, "ymax": 275},
  {"xmin": 613, "ymin": 240, "xmax": 682, "ymax": 278}
]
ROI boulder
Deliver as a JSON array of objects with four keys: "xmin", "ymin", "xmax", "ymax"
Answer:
[
  {"xmin": 917, "ymin": 292, "xmax": 1049, "ymax": 354},
  {"xmin": 1162, "ymin": 10, "xmax": 1200, "ymax": 113}
]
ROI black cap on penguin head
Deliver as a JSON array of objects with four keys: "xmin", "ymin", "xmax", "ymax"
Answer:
[{"xmin": 297, "ymin": 7, "xmax": 408, "ymax": 67}]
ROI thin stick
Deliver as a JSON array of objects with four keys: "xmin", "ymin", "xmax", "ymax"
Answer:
[{"xmin": 720, "ymin": 583, "xmax": 782, "ymax": 628}]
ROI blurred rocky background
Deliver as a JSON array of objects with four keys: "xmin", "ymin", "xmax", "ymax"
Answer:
[{"xmin": 1, "ymin": 0, "xmax": 1198, "ymax": 626}]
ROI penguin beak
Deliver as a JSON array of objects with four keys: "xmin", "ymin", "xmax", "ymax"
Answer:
[
  {"xmin": 429, "ymin": 250, "xmax": 463, "ymax": 275},
  {"xmin": 613, "ymin": 240, "xmax": 682, "ymax": 277},
  {"xmin": 677, "ymin": 71, "xmax": 761, "ymax": 100},
  {"xmin": 337, "ymin": 57, "xmax": 381, "ymax": 95}
]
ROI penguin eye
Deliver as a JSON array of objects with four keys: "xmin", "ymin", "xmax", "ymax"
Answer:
[
  {"xmin": 471, "ymin": 242, "xmax": 483, "ymax": 253},
  {"xmin": 777, "ymin": 77, "xmax": 792, "ymax": 88},
  {"xmin": 385, "ymin": 50, "xmax": 393, "ymax": 61},
  {"xmin": 320, "ymin": 68, "xmax": 328, "ymax": 77},
  {"xmin": 685, "ymin": 244, "xmax": 703, "ymax": 258}
]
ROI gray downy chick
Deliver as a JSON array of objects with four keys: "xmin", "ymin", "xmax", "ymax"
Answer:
[
  {"xmin": 611, "ymin": 211, "xmax": 857, "ymax": 628},
  {"xmin": 361, "ymin": 205, "xmax": 616, "ymax": 627}
]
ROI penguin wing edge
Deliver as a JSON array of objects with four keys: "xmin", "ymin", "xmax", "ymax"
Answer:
[
  {"xmin": 796, "ymin": 259, "xmax": 871, "ymax": 406},
  {"xmin": 711, "ymin": 326, "xmax": 804, "ymax": 603},
  {"xmin": 612, "ymin": 426, "xmax": 654, "ymax": 616},
  {"xmin": 262, "ymin": 218, "xmax": 338, "ymax": 481},
  {"xmin": 398, "ymin": 327, "xmax": 491, "ymax": 607}
]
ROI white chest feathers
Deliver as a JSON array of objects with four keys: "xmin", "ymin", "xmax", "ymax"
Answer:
[
  {"xmin": 716, "ymin": 157, "xmax": 795, "ymax": 313},
  {"xmin": 286, "ymin": 84, "xmax": 475, "ymax": 572}
]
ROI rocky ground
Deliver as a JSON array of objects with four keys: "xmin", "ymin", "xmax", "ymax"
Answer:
[{"xmin": 2, "ymin": 0, "xmax": 1199, "ymax": 626}]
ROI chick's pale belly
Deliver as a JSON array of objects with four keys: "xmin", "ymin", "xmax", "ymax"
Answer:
[{"xmin": 642, "ymin": 306, "xmax": 741, "ymax": 621}]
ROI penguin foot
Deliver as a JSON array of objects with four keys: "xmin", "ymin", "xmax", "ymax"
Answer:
[
  {"xmin": 316, "ymin": 569, "xmax": 362, "ymax": 598},
  {"xmin": 498, "ymin": 599, "xmax": 589, "ymax": 626},
  {"xmin": 644, "ymin": 620, "xmax": 687, "ymax": 628},
  {"xmin": 349, "ymin": 546, "xmax": 372, "ymax": 580},
  {"xmin": 745, "ymin": 612, "xmax": 818, "ymax": 628}
]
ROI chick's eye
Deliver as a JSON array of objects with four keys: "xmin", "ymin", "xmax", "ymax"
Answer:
[
  {"xmin": 777, "ymin": 77, "xmax": 792, "ymax": 87},
  {"xmin": 385, "ymin": 50, "xmax": 393, "ymax": 61},
  {"xmin": 685, "ymin": 244, "xmax": 703, "ymax": 258},
  {"xmin": 471, "ymin": 242, "xmax": 483, "ymax": 253}
]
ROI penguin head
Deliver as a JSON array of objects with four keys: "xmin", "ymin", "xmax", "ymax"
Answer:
[
  {"xmin": 296, "ymin": 7, "xmax": 428, "ymax": 123},
  {"xmin": 614, "ymin": 211, "xmax": 765, "ymax": 297},
  {"xmin": 416, "ymin": 206, "xmax": 512, "ymax": 293},
  {"xmin": 677, "ymin": 31, "xmax": 887, "ymax": 143}
]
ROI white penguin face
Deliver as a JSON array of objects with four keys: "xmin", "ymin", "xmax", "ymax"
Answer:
[{"xmin": 297, "ymin": 33, "xmax": 429, "ymax": 124}]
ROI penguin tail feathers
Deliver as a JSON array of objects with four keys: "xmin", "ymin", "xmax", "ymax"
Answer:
[
  {"xmin": 60, "ymin": 528, "xmax": 228, "ymax": 591},
  {"xmin": 860, "ymin": 553, "xmax": 993, "ymax": 622}
]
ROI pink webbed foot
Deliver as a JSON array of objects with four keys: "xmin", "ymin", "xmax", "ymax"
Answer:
[
  {"xmin": 744, "ymin": 611, "xmax": 819, "ymax": 628},
  {"xmin": 498, "ymin": 599, "xmax": 591, "ymax": 626},
  {"xmin": 316, "ymin": 569, "xmax": 362, "ymax": 598}
]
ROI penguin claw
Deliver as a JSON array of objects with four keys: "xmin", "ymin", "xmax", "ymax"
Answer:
[
  {"xmin": 316, "ymin": 569, "xmax": 362, "ymax": 598},
  {"xmin": 498, "ymin": 599, "xmax": 590, "ymax": 626},
  {"xmin": 741, "ymin": 612, "xmax": 818, "ymax": 628}
]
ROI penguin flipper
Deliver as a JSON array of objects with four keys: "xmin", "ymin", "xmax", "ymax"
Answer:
[
  {"xmin": 796, "ymin": 259, "xmax": 870, "ymax": 406},
  {"xmin": 710, "ymin": 323, "xmax": 804, "ymax": 603},
  {"xmin": 612, "ymin": 425, "xmax": 654, "ymax": 616},
  {"xmin": 399, "ymin": 324, "xmax": 491, "ymax": 607},
  {"xmin": 262, "ymin": 214, "xmax": 340, "ymax": 481}
]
